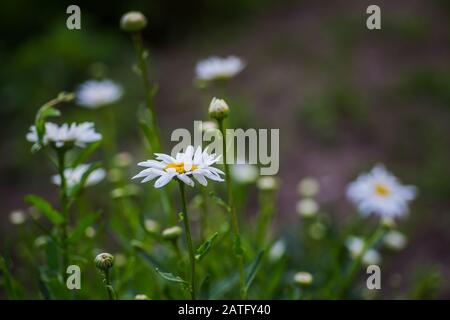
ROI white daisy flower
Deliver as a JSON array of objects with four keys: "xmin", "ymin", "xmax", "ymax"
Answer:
[
  {"xmin": 27, "ymin": 122, "xmax": 102, "ymax": 148},
  {"xmin": 132, "ymin": 145, "xmax": 224, "ymax": 188},
  {"xmin": 346, "ymin": 164, "xmax": 417, "ymax": 219},
  {"xmin": 51, "ymin": 164, "xmax": 106, "ymax": 188},
  {"xmin": 195, "ymin": 56, "xmax": 245, "ymax": 81},
  {"xmin": 76, "ymin": 79, "xmax": 123, "ymax": 108}
]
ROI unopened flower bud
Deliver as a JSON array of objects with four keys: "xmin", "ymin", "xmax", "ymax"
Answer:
[
  {"xmin": 120, "ymin": 11, "xmax": 147, "ymax": 32},
  {"xmin": 294, "ymin": 272, "xmax": 313, "ymax": 286},
  {"xmin": 95, "ymin": 253, "xmax": 114, "ymax": 271},
  {"xmin": 162, "ymin": 226, "xmax": 183, "ymax": 240},
  {"xmin": 296, "ymin": 199, "xmax": 319, "ymax": 218},
  {"xmin": 297, "ymin": 177, "xmax": 320, "ymax": 197},
  {"xmin": 135, "ymin": 294, "xmax": 150, "ymax": 300},
  {"xmin": 144, "ymin": 219, "xmax": 160, "ymax": 234},
  {"xmin": 209, "ymin": 98, "xmax": 230, "ymax": 120},
  {"xmin": 9, "ymin": 210, "xmax": 26, "ymax": 225},
  {"xmin": 257, "ymin": 176, "xmax": 279, "ymax": 191}
]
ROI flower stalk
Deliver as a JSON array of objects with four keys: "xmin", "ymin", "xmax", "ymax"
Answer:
[
  {"xmin": 217, "ymin": 118, "xmax": 247, "ymax": 300},
  {"xmin": 178, "ymin": 181, "xmax": 196, "ymax": 300},
  {"xmin": 56, "ymin": 148, "xmax": 69, "ymax": 279}
]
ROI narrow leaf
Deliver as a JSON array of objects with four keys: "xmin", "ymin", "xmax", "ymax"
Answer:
[
  {"xmin": 155, "ymin": 268, "xmax": 188, "ymax": 285},
  {"xmin": 196, "ymin": 232, "xmax": 219, "ymax": 261},
  {"xmin": 245, "ymin": 250, "xmax": 265, "ymax": 290},
  {"xmin": 25, "ymin": 195, "xmax": 64, "ymax": 225}
]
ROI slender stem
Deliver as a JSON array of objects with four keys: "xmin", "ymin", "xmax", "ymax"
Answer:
[
  {"xmin": 131, "ymin": 31, "xmax": 175, "ymax": 220},
  {"xmin": 103, "ymin": 269, "xmax": 116, "ymax": 300},
  {"xmin": 132, "ymin": 32, "xmax": 161, "ymax": 152},
  {"xmin": 178, "ymin": 181, "xmax": 196, "ymax": 300},
  {"xmin": 57, "ymin": 149, "xmax": 69, "ymax": 280},
  {"xmin": 200, "ymin": 187, "xmax": 210, "ymax": 241},
  {"xmin": 256, "ymin": 189, "xmax": 275, "ymax": 247},
  {"xmin": 217, "ymin": 119, "xmax": 247, "ymax": 299},
  {"xmin": 339, "ymin": 224, "xmax": 387, "ymax": 297}
]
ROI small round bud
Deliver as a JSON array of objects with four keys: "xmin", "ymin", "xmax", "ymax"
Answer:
[
  {"xmin": 256, "ymin": 176, "xmax": 279, "ymax": 191},
  {"xmin": 362, "ymin": 249, "xmax": 381, "ymax": 266},
  {"xmin": 297, "ymin": 177, "xmax": 320, "ymax": 197},
  {"xmin": 85, "ymin": 226, "xmax": 96, "ymax": 238},
  {"xmin": 209, "ymin": 97, "xmax": 230, "ymax": 120},
  {"xmin": 296, "ymin": 199, "xmax": 319, "ymax": 218},
  {"xmin": 383, "ymin": 230, "xmax": 407, "ymax": 251},
  {"xmin": 293, "ymin": 272, "xmax": 313, "ymax": 286},
  {"xmin": 268, "ymin": 239, "xmax": 286, "ymax": 262},
  {"xmin": 144, "ymin": 219, "xmax": 160, "ymax": 234},
  {"xmin": 135, "ymin": 294, "xmax": 150, "ymax": 300},
  {"xmin": 9, "ymin": 210, "xmax": 26, "ymax": 225},
  {"xmin": 162, "ymin": 226, "xmax": 183, "ymax": 240},
  {"xmin": 120, "ymin": 11, "xmax": 147, "ymax": 32},
  {"xmin": 95, "ymin": 253, "xmax": 114, "ymax": 271}
]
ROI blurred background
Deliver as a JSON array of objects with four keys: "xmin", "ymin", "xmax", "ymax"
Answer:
[{"xmin": 1, "ymin": 0, "xmax": 449, "ymax": 297}]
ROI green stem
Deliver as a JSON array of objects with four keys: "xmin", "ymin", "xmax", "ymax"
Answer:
[
  {"xmin": 103, "ymin": 269, "xmax": 116, "ymax": 300},
  {"xmin": 256, "ymin": 190, "xmax": 275, "ymax": 247},
  {"xmin": 339, "ymin": 223, "xmax": 387, "ymax": 297},
  {"xmin": 178, "ymin": 181, "xmax": 196, "ymax": 300},
  {"xmin": 132, "ymin": 32, "xmax": 161, "ymax": 152},
  {"xmin": 200, "ymin": 187, "xmax": 210, "ymax": 241},
  {"xmin": 57, "ymin": 149, "xmax": 69, "ymax": 280},
  {"xmin": 217, "ymin": 119, "xmax": 247, "ymax": 300}
]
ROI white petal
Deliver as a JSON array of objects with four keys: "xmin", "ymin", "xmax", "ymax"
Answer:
[
  {"xmin": 178, "ymin": 174, "xmax": 195, "ymax": 187},
  {"xmin": 193, "ymin": 173, "xmax": 208, "ymax": 186},
  {"xmin": 154, "ymin": 172, "xmax": 176, "ymax": 188}
]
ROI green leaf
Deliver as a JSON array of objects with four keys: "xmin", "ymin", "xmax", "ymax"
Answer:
[
  {"xmin": 209, "ymin": 191, "xmax": 230, "ymax": 212},
  {"xmin": 25, "ymin": 195, "xmax": 64, "ymax": 225},
  {"xmin": 68, "ymin": 162, "xmax": 102, "ymax": 198},
  {"xmin": 195, "ymin": 232, "xmax": 219, "ymax": 262},
  {"xmin": 155, "ymin": 268, "xmax": 188, "ymax": 285},
  {"xmin": 245, "ymin": 250, "xmax": 265, "ymax": 291},
  {"xmin": 68, "ymin": 212, "xmax": 100, "ymax": 243},
  {"xmin": 32, "ymin": 92, "xmax": 74, "ymax": 152},
  {"xmin": 71, "ymin": 141, "xmax": 102, "ymax": 167},
  {"xmin": 0, "ymin": 256, "xmax": 19, "ymax": 299}
]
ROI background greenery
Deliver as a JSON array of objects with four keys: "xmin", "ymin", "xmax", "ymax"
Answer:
[{"xmin": 0, "ymin": 0, "xmax": 449, "ymax": 299}]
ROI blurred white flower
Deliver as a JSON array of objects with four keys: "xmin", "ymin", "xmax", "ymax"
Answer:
[
  {"xmin": 383, "ymin": 230, "xmax": 407, "ymax": 250},
  {"xmin": 231, "ymin": 164, "xmax": 259, "ymax": 184},
  {"xmin": 297, "ymin": 177, "xmax": 320, "ymax": 197},
  {"xmin": 27, "ymin": 122, "xmax": 102, "ymax": 148},
  {"xmin": 346, "ymin": 236, "xmax": 365, "ymax": 258},
  {"xmin": 362, "ymin": 249, "xmax": 381, "ymax": 266},
  {"xmin": 135, "ymin": 294, "xmax": 149, "ymax": 300},
  {"xmin": 144, "ymin": 219, "xmax": 160, "ymax": 234},
  {"xmin": 52, "ymin": 164, "xmax": 106, "ymax": 188},
  {"xmin": 196, "ymin": 56, "xmax": 245, "ymax": 81},
  {"xmin": 76, "ymin": 79, "xmax": 123, "ymax": 108},
  {"xmin": 296, "ymin": 198, "xmax": 319, "ymax": 218},
  {"xmin": 133, "ymin": 145, "xmax": 224, "ymax": 188},
  {"xmin": 268, "ymin": 239, "xmax": 286, "ymax": 262},
  {"xmin": 85, "ymin": 227, "xmax": 96, "ymax": 238},
  {"xmin": 113, "ymin": 152, "xmax": 133, "ymax": 167},
  {"xmin": 9, "ymin": 210, "xmax": 26, "ymax": 225},
  {"xmin": 346, "ymin": 164, "xmax": 417, "ymax": 219},
  {"xmin": 293, "ymin": 272, "xmax": 313, "ymax": 286},
  {"xmin": 257, "ymin": 176, "xmax": 279, "ymax": 191},
  {"xmin": 346, "ymin": 236, "xmax": 382, "ymax": 265}
]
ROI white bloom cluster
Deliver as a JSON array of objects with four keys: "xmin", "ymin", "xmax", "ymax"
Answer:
[
  {"xmin": 27, "ymin": 122, "xmax": 101, "ymax": 148},
  {"xmin": 76, "ymin": 80, "xmax": 123, "ymax": 108},
  {"xmin": 347, "ymin": 165, "xmax": 417, "ymax": 219},
  {"xmin": 133, "ymin": 145, "xmax": 224, "ymax": 188},
  {"xmin": 51, "ymin": 164, "xmax": 106, "ymax": 188},
  {"xmin": 196, "ymin": 56, "xmax": 245, "ymax": 81}
]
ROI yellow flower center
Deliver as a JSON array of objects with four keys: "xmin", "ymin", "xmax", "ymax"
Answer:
[
  {"xmin": 165, "ymin": 162, "xmax": 198, "ymax": 174},
  {"xmin": 374, "ymin": 183, "xmax": 390, "ymax": 197}
]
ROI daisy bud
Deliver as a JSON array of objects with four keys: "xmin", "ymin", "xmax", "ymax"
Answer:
[
  {"xmin": 162, "ymin": 226, "xmax": 183, "ymax": 240},
  {"xmin": 120, "ymin": 11, "xmax": 147, "ymax": 32},
  {"xmin": 135, "ymin": 294, "xmax": 150, "ymax": 300},
  {"xmin": 296, "ymin": 199, "xmax": 319, "ymax": 218},
  {"xmin": 95, "ymin": 253, "xmax": 114, "ymax": 271},
  {"xmin": 293, "ymin": 272, "xmax": 313, "ymax": 286},
  {"xmin": 268, "ymin": 239, "xmax": 286, "ymax": 262},
  {"xmin": 144, "ymin": 219, "xmax": 160, "ymax": 234},
  {"xmin": 257, "ymin": 176, "xmax": 279, "ymax": 191},
  {"xmin": 383, "ymin": 230, "xmax": 407, "ymax": 251},
  {"xmin": 85, "ymin": 226, "xmax": 96, "ymax": 238},
  {"xmin": 297, "ymin": 177, "xmax": 320, "ymax": 197},
  {"xmin": 362, "ymin": 249, "xmax": 381, "ymax": 266},
  {"xmin": 209, "ymin": 97, "xmax": 230, "ymax": 120},
  {"xmin": 9, "ymin": 210, "xmax": 26, "ymax": 225}
]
